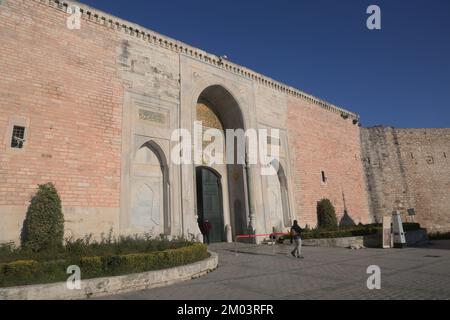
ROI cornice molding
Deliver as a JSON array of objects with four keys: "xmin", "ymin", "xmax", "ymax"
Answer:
[{"xmin": 33, "ymin": 0, "xmax": 359, "ymax": 121}]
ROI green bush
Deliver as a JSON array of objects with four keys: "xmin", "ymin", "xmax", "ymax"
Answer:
[
  {"xmin": 317, "ymin": 199, "xmax": 338, "ymax": 230},
  {"xmin": 0, "ymin": 259, "xmax": 69, "ymax": 288},
  {"xmin": 279, "ymin": 225, "xmax": 381, "ymax": 241},
  {"xmin": 21, "ymin": 183, "xmax": 64, "ymax": 252},
  {"xmin": 282, "ymin": 222, "xmax": 422, "ymax": 240},
  {"xmin": 81, "ymin": 243, "xmax": 209, "ymax": 277},
  {"xmin": 0, "ymin": 234, "xmax": 196, "ymax": 264},
  {"xmin": 0, "ymin": 243, "xmax": 209, "ymax": 288},
  {"xmin": 302, "ymin": 226, "xmax": 381, "ymax": 239},
  {"xmin": 402, "ymin": 223, "xmax": 421, "ymax": 232},
  {"xmin": 429, "ymin": 232, "xmax": 450, "ymax": 240},
  {"xmin": 2, "ymin": 260, "xmax": 39, "ymax": 280}
]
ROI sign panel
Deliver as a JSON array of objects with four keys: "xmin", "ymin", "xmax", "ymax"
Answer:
[{"xmin": 138, "ymin": 109, "xmax": 166, "ymax": 125}]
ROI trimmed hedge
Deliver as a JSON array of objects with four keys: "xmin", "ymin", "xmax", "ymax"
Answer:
[
  {"xmin": 429, "ymin": 232, "xmax": 450, "ymax": 240},
  {"xmin": 302, "ymin": 226, "xmax": 380, "ymax": 240},
  {"xmin": 0, "ymin": 234, "xmax": 196, "ymax": 264},
  {"xmin": 0, "ymin": 243, "xmax": 209, "ymax": 288},
  {"xmin": 281, "ymin": 222, "xmax": 423, "ymax": 240},
  {"xmin": 402, "ymin": 223, "xmax": 421, "ymax": 232},
  {"xmin": 79, "ymin": 243, "xmax": 209, "ymax": 277}
]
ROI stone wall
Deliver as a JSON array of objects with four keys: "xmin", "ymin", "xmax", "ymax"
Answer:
[{"xmin": 361, "ymin": 127, "xmax": 450, "ymax": 232}]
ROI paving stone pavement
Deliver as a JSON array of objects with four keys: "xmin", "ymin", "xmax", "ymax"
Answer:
[{"xmin": 100, "ymin": 241, "xmax": 450, "ymax": 300}]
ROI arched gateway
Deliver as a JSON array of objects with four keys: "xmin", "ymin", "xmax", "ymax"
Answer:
[
  {"xmin": 194, "ymin": 85, "xmax": 250, "ymax": 241},
  {"xmin": 0, "ymin": 1, "xmax": 377, "ymax": 245}
]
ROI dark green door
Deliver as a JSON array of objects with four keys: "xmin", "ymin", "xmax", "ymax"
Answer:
[{"xmin": 196, "ymin": 167, "xmax": 224, "ymax": 243}]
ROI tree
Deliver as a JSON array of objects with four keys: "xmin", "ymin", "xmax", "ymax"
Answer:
[
  {"xmin": 317, "ymin": 199, "xmax": 338, "ymax": 230},
  {"xmin": 21, "ymin": 183, "xmax": 64, "ymax": 251}
]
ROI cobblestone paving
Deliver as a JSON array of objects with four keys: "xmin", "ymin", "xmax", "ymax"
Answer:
[{"xmin": 101, "ymin": 241, "xmax": 450, "ymax": 300}]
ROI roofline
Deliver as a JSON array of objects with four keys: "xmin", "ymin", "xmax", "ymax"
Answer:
[{"xmin": 34, "ymin": 0, "xmax": 360, "ymax": 120}]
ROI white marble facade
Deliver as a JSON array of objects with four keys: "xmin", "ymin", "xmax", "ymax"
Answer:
[{"xmin": 115, "ymin": 41, "xmax": 299, "ymax": 242}]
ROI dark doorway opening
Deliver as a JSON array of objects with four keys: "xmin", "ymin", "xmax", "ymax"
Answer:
[{"xmin": 196, "ymin": 166, "xmax": 225, "ymax": 243}]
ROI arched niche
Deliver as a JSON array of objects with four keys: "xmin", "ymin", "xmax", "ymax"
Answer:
[
  {"xmin": 265, "ymin": 159, "xmax": 292, "ymax": 231},
  {"xmin": 131, "ymin": 140, "xmax": 170, "ymax": 235}
]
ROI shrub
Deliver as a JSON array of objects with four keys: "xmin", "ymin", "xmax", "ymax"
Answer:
[
  {"xmin": 1, "ymin": 260, "xmax": 39, "ymax": 281},
  {"xmin": 0, "ymin": 242, "xmax": 15, "ymax": 256},
  {"xmin": 21, "ymin": 183, "xmax": 64, "ymax": 252},
  {"xmin": 296, "ymin": 222, "xmax": 422, "ymax": 240},
  {"xmin": 0, "ymin": 243, "xmax": 209, "ymax": 288},
  {"xmin": 317, "ymin": 199, "xmax": 338, "ymax": 230},
  {"xmin": 429, "ymin": 232, "xmax": 450, "ymax": 240},
  {"xmin": 402, "ymin": 223, "xmax": 421, "ymax": 232},
  {"xmin": 278, "ymin": 221, "xmax": 423, "ymax": 241},
  {"xmin": 1, "ymin": 234, "xmax": 196, "ymax": 265},
  {"xmin": 80, "ymin": 243, "xmax": 209, "ymax": 278},
  {"xmin": 0, "ymin": 259, "xmax": 68, "ymax": 288},
  {"xmin": 302, "ymin": 226, "xmax": 381, "ymax": 240}
]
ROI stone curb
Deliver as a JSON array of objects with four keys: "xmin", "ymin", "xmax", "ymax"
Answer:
[{"xmin": 0, "ymin": 251, "xmax": 218, "ymax": 300}]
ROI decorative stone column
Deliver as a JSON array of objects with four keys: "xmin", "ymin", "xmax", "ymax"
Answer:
[{"xmin": 244, "ymin": 161, "xmax": 257, "ymax": 234}]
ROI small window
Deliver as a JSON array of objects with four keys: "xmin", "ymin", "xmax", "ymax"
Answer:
[
  {"xmin": 321, "ymin": 171, "xmax": 327, "ymax": 184},
  {"xmin": 11, "ymin": 126, "xmax": 25, "ymax": 149}
]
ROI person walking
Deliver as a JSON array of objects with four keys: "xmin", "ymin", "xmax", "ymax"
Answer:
[{"xmin": 290, "ymin": 220, "xmax": 304, "ymax": 259}]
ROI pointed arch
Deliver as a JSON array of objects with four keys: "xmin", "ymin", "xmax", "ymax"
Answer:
[
  {"xmin": 135, "ymin": 140, "xmax": 171, "ymax": 235},
  {"xmin": 270, "ymin": 159, "xmax": 292, "ymax": 227},
  {"xmin": 194, "ymin": 85, "xmax": 250, "ymax": 239}
]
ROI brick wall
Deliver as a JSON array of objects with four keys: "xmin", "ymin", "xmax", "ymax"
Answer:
[
  {"xmin": 287, "ymin": 97, "xmax": 372, "ymax": 228},
  {"xmin": 361, "ymin": 127, "xmax": 450, "ymax": 232},
  {"xmin": 0, "ymin": 0, "xmax": 123, "ymax": 240}
]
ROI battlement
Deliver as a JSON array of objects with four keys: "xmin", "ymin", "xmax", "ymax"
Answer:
[{"xmin": 31, "ymin": 0, "xmax": 359, "ymax": 120}]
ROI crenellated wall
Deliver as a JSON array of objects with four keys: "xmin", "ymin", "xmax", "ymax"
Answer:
[{"xmin": 1, "ymin": 0, "xmax": 447, "ymax": 244}]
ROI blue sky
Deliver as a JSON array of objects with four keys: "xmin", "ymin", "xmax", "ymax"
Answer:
[{"xmin": 80, "ymin": 0, "xmax": 450, "ymax": 128}]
